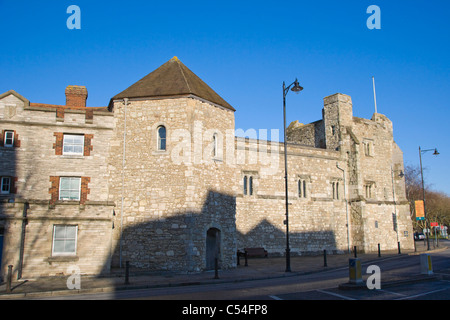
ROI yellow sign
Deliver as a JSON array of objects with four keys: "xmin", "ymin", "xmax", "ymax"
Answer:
[{"xmin": 415, "ymin": 200, "xmax": 425, "ymax": 220}]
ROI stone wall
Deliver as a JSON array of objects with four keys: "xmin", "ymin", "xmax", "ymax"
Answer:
[
  {"xmin": 0, "ymin": 85, "xmax": 415, "ymax": 278},
  {"xmin": 0, "ymin": 91, "xmax": 115, "ymax": 279},
  {"xmin": 107, "ymin": 96, "xmax": 238, "ymax": 272}
]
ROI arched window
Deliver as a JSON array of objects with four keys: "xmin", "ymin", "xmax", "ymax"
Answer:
[
  {"xmin": 249, "ymin": 176, "xmax": 253, "ymax": 195},
  {"xmin": 157, "ymin": 126, "xmax": 166, "ymax": 151},
  {"xmin": 243, "ymin": 176, "xmax": 248, "ymax": 195},
  {"xmin": 298, "ymin": 179, "xmax": 307, "ymax": 198},
  {"xmin": 213, "ymin": 133, "xmax": 218, "ymax": 158}
]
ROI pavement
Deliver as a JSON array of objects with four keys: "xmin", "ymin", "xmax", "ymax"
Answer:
[{"xmin": 0, "ymin": 242, "xmax": 448, "ymax": 299}]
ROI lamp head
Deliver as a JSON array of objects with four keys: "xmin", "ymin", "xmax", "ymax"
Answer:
[
  {"xmin": 433, "ymin": 148, "xmax": 440, "ymax": 156},
  {"xmin": 291, "ymin": 78, "xmax": 303, "ymax": 93}
]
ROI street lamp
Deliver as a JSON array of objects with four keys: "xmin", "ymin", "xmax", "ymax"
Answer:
[
  {"xmin": 419, "ymin": 147, "xmax": 439, "ymax": 250},
  {"xmin": 282, "ymin": 78, "xmax": 303, "ymax": 273}
]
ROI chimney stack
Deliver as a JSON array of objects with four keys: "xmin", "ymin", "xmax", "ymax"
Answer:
[{"xmin": 65, "ymin": 85, "xmax": 88, "ymax": 107}]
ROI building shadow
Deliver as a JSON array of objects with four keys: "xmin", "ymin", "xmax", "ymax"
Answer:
[
  {"xmin": 236, "ymin": 218, "xmax": 339, "ymax": 257},
  {"xmin": 103, "ymin": 190, "xmax": 237, "ymax": 275}
]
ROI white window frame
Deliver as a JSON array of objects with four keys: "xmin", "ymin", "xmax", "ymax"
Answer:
[
  {"xmin": 63, "ymin": 134, "xmax": 85, "ymax": 156},
  {"xmin": 52, "ymin": 225, "xmax": 78, "ymax": 256},
  {"xmin": 59, "ymin": 177, "xmax": 81, "ymax": 201},
  {"xmin": 1, "ymin": 177, "xmax": 11, "ymax": 194},
  {"xmin": 4, "ymin": 131, "xmax": 14, "ymax": 147}
]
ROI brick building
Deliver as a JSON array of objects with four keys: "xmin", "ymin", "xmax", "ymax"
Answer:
[{"xmin": 0, "ymin": 57, "xmax": 414, "ymax": 279}]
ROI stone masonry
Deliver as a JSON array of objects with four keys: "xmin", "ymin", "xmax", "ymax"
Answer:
[{"xmin": 0, "ymin": 57, "xmax": 414, "ymax": 278}]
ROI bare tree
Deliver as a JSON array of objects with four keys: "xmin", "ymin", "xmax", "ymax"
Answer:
[{"xmin": 404, "ymin": 164, "xmax": 450, "ymax": 234}]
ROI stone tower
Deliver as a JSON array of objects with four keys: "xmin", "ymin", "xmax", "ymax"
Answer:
[{"xmin": 107, "ymin": 57, "xmax": 238, "ymax": 272}]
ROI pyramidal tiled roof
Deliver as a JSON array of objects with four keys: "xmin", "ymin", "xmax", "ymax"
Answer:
[{"xmin": 112, "ymin": 57, "xmax": 235, "ymax": 111}]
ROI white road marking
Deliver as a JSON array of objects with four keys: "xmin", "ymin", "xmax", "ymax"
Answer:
[
  {"xmin": 316, "ymin": 289, "xmax": 356, "ymax": 300},
  {"xmin": 269, "ymin": 295, "xmax": 283, "ymax": 300},
  {"xmin": 395, "ymin": 288, "xmax": 447, "ymax": 300}
]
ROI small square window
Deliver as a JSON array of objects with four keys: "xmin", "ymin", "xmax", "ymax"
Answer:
[
  {"xmin": 4, "ymin": 131, "xmax": 14, "ymax": 147},
  {"xmin": 59, "ymin": 177, "xmax": 81, "ymax": 201},
  {"xmin": 1, "ymin": 177, "xmax": 11, "ymax": 194},
  {"xmin": 63, "ymin": 134, "xmax": 84, "ymax": 155},
  {"xmin": 52, "ymin": 225, "xmax": 77, "ymax": 255}
]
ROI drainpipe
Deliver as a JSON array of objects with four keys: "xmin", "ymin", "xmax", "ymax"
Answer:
[
  {"xmin": 336, "ymin": 163, "xmax": 350, "ymax": 254},
  {"xmin": 17, "ymin": 201, "xmax": 29, "ymax": 279},
  {"xmin": 119, "ymin": 98, "xmax": 128, "ymax": 268}
]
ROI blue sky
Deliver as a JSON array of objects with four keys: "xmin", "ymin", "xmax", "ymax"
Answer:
[{"xmin": 1, "ymin": 0, "xmax": 449, "ymax": 194}]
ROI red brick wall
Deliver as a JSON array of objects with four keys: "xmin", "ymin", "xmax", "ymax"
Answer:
[
  {"xmin": 84, "ymin": 134, "xmax": 93, "ymax": 156},
  {"xmin": 49, "ymin": 176, "xmax": 60, "ymax": 204},
  {"xmin": 53, "ymin": 132, "xmax": 64, "ymax": 155},
  {"xmin": 80, "ymin": 177, "xmax": 91, "ymax": 204}
]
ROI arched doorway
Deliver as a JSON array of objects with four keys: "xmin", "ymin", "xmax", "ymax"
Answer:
[{"xmin": 206, "ymin": 228, "xmax": 221, "ymax": 270}]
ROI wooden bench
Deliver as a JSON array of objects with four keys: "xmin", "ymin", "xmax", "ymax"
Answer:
[
  {"xmin": 244, "ymin": 247, "xmax": 268, "ymax": 258},
  {"xmin": 237, "ymin": 247, "xmax": 268, "ymax": 266}
]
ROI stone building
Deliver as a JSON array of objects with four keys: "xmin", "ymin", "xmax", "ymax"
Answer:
[{"xmin": 0, "ymin": 57, "xmax": 414, "ymax": 279}]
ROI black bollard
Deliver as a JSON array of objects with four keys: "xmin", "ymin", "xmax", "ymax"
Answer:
[
  {"xmin": 323, "ymin": 250, "xmax": 328, "ymax": 267},
  {"xmin": 354, "ymin": 246, "xmax": 357, "ymax": 258},
  {"xmin": 125, "ymin": 261, "xmax": 130, "ymax": 285},
  {"xmin": 398, "ymin": 242, "xmax": 401, "ymax": 254},
  {"xmin": 378, "ymin": 243, "xmax": 381, "ymax": 257},
  {"xmin": 244, "ymin": 252, "xmax": 248, "ymax": 267},
  {"xmin": 214, "ymin": 258, "xmax": 219, "ymax": 279}
]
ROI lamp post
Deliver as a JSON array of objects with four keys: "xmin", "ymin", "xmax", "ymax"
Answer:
[
  {"xmin": 282, "ymin": 78, "xmax": 303, "ymax": 272},
  {"xmin": 419, "ymin": 147, "xmax": 439, "ymax": 251}
]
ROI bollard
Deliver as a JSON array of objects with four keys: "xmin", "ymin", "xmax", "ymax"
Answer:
[
  {"xmin": 420, "ymin": 254, "xmax": 433, "ymax": 275},
  {"xmin": 237, "ymin": 251, "xmax": 240, "ymax": 266},
  {"xmin": 323, "ymin": 250, "xmax": 328, "ymax": 267},
  {"xmin": 378, "ymin": 243, "xmax": 381, "ymax": 257},
  {"xmin": 6, "ymin": 265, "xmax": 13, "ymax": 294},
  {"xmin": 125, "ymin": 261, "xmax": 130, "ymax": 285},
  {"xmin": 214, "ymin": 258, "xmax": 219, "ymax": 279},
  {"xmin": 348, "ymin": 258, "xmax": 363, "ymax": 284},
  {"xmin": 244, "ymin": 252, "xmax": 248, "ymax": 267},
  {"xmin": 354, "ymin": 246, "xmax": 357, "ymax": 258},
  {"xmin": 398, "ymin": 242, "xmax": 401, "ymax": 254}
]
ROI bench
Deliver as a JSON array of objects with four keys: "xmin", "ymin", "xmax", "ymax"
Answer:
[
  {"xmin": 244, "ymin": 247, "xmax": 268, "ymax": 258},
  {"xmin": 237, "ymin": 247, "xmax": 268, "ymax": 266}
]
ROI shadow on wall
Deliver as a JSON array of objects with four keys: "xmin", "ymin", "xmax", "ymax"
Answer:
[
  {"xmin": 236, "ymin": 218, "xmax": 339, "ymax": 256},
  {"xmin": 103, "ymin": 190, "xmax": 237, "ymax": 274},
  {"xmin": 102, "ymin": 190, "xmax": 340, "ymax": 276}
]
